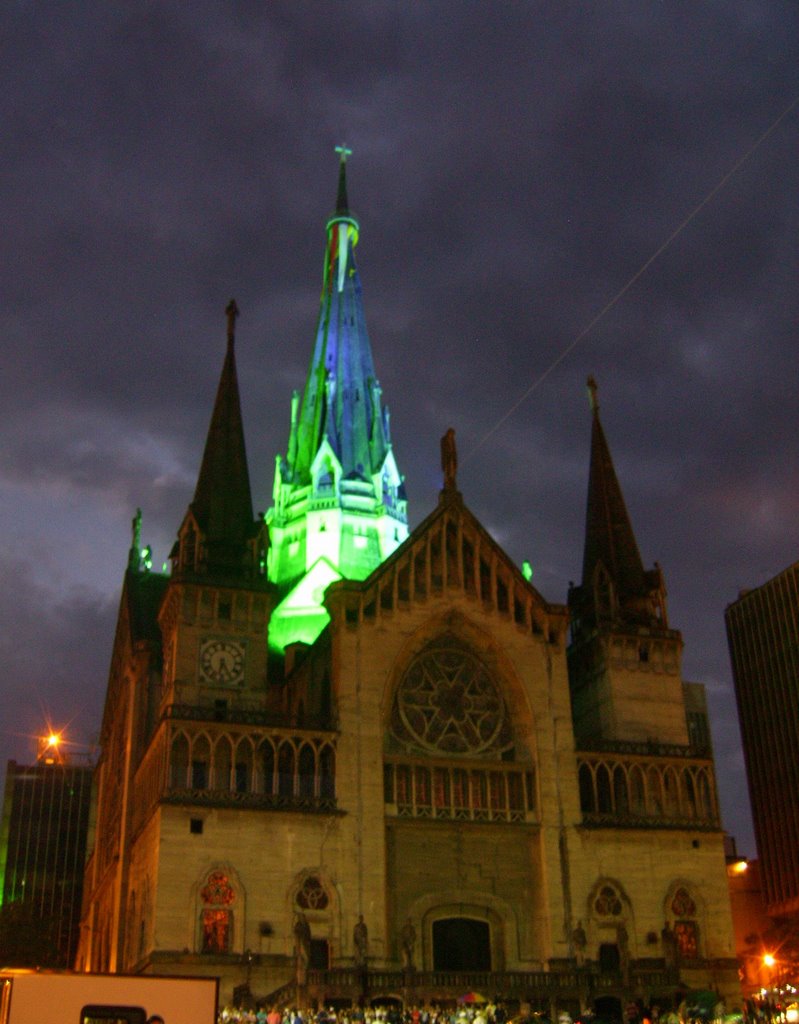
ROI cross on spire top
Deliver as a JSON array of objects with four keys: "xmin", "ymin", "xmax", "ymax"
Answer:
[
  {"xmin": 335, "ymin": 143, "xmax": 352, "ymax": 163},
  {"xmin": 587, "ymin": 375, "xmax": 599, "ymax": 414},
  {"xmin": 226, "ymin": 299, "xmax": 239, "ymax": 347}
]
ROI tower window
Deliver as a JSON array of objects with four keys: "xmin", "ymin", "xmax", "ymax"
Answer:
[
  {"xmin": 218, "ymin": 597, "xmax": 232, "ymax": 620},
  {"xmin": 190, "ymin": 818, "xmax": 203, "ymax": 834},
  {"xmin": 192, "ymin": 761, "xmax": 208, "ymax": 789}
]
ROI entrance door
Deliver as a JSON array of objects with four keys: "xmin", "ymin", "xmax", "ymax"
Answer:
[
  {"xmin": 598, "ymin": 943, "xmax": 620, "ymax": 973},
  {"xmin": 310, "ymin": 938, "xmax": 329, "ymax": 969},
  {"xmin": 432, "ymin": 918, "xmax": 491, "ymax": 970}
]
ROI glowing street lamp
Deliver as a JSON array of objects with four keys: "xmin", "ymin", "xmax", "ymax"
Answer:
[{"xmin": 38, "ymin": 730, "xmax": 65, "ymax": 764}]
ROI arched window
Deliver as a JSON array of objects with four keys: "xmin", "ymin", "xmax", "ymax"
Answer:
[
  {"xmin": 192, "ymin": 735, "xmax": 211, "ymax": 790},
  {"xmin": 214, "ymin": 737, "xmax": 232, "ymax": 791},
  {"xmin": 298, "ymin": 745, "xmax": 316, "ymax": 799},
  {"xmin": 199, "ymin": 870, "xmax": 235, "ymax": 954},
  {"xmin": 416, "ymin": 767, "xmax": 432, "ymax": 808},
  {"xmin": 319, "ymin": 745, "xmax": 335, "ymax": 799},
  {"xmin": 296, "ymin": 876, "xmax": 329, "ymax": 910},
  {"xmin": 614, "ymin": 766, "xmax": 629, "ymax": 814},
  {"xmin": 682, "ymin": 770, "xmax": 697, "ymax": 818},
  {"xmin": 315, "ymin": 457, "xmax": 336, "ymax": 494},
  {"xmin": 579, "ymin": 764, "xmax": 595, "ymax": 813},
  {"xmin": 596, "ymin": 764, "xmax": 612, "ymax": 813},
  {"xmin": 697, "ymin": 770, "xmax": 713, "ymax": 818},
  {"xmin": 670, "ymin": 887, "xmax": 699, "ymax": 960},
  {"xmin": 671, "ymin": 887, "xmax": 696, "ymax": 917},
  {"xmin": 663, "ymin": 768, "xmax": 679, "ymax": 816},
  {"xmin": 629, "ymin": 766, "xmax": 645, "ymax": 814},
  {"xmin": 278, "ymin": 744, "xmax": 295, "ymax": 799},
  {"xmin": 647, "ymin": 767, "xmax": 663, "ymax": 816},
  {"xmin": 395, "ymin": 765, "xmax": 411, "ymax": 809},
  {"xmin": 260, "ymin": 741, "xmax": 275, "ymax": 796},
  {"xmin": 470, "ymin": 771, "xmax": 487, "ymax": 810},
  {"xmin": 170, "ymin": 734, "xmax": 189, "ymax": 789},
  {"xmin": 594, "ymin": 884, "xmax": 623, "ymax": 917},
  {"xmin": 234, "ymin": 739, "xmax": 253, "ymax": 794}
]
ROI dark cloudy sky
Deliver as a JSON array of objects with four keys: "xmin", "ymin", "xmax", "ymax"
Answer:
[{"xmin": 2, "ymin": 2, "xmax": 798, "ymax": 858}]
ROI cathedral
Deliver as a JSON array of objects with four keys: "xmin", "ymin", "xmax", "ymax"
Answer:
[{"xmin": 76, "ymin": 154, "xmax": 738, "ymax": 1015}]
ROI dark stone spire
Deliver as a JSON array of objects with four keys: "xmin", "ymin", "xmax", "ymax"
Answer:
[
  {"xmin": 185, "ymin": 300, "xmax": 261, "ymax": 577},
  {"xmin": 572, "ymin": 377, "xmax": 666, "ymax": 629},
  {"xmin": 581, "ymin": 377, "xmax": 647, "ymax": 599}
]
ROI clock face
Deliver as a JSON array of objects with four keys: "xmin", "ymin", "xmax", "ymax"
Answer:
[{"xmin": 200, "ymin": 639, "xmax": 245, "ymax": 685}]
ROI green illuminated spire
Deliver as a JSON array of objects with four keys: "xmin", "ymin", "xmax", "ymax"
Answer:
[{"xmin": 267, "ymin": 149, "xmax": 408, "ymax": 651}]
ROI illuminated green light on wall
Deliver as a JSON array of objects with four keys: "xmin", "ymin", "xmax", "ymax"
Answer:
[
  {"xmin": 268, "ymin": 556, "xmax": 343, "ymax": 654},
  {"xmin": 522, "ymin": 560, "xmax": 533, "ymax": 581},
  {"xmin": 269, "ymin": 607, "xmax": 331, "ymax": 654}
]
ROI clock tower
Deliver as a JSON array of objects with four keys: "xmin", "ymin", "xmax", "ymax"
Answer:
[{"xmin": 158, "ymin": 300, "xmax": 271, "ymax": 714}]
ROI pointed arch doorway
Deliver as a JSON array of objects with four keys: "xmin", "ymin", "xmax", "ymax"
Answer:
[{"xmin": 432, "ymin": 917, "xmax": 492, "ymax": 971}]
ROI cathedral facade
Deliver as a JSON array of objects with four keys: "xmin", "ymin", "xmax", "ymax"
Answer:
[{"xmin": 77, "ymin": 156, "xmax": 738, "ymax": 1013}]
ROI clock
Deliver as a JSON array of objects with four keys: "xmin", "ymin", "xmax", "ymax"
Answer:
[{"xmin": 200, "ymin": 638, "xmax": 246, "ymax": 685}]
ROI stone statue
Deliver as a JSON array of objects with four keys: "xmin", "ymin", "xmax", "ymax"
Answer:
[
  {"xmin": 571, "ymin": 920, "xmax": 587, "ymax": 966},
  {"xmin": 128, "ymin": 508, "xmax": 142, "ymax": 571},
  {"xmin": 293, "ymin": 911, "xmax": 311, "ymax": 986},
  {"xmin": 353, "ymin": 913, "xmax": 368, "ymax": 968},
  {"xmin": 617, "ymin": 921, "xmax": 630, "ymax": 982},
  {"xmin": 661, "ymin": 920, "xmax": 677, "ymax": 968},
  {"xmin": 401, "ymin": 917, "xmax": 417, "ymax": 971},
  {"xmin": 441, "ymin": 428, "xmax": 458, "ymax": 491}
]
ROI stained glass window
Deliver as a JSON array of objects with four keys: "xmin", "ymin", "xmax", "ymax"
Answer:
[
  {"xmin": 674, "ymin": 920, "xmax": 698, "ymax": 959},
  {"xmin": 199, "ymin": 871, "xmax": 234, "ymax": 955},
  {"xmin": 201, "ymin": 871, "xmax": 235, "ymax": 906},
  {"xmin": 201, "ymin": 908, "xmax": 230, "ymax": 953},
  {"xmin": 296, "ymin": 876, "xmax": 329, "ymax": 910},
  {"xmin": 671, "ymin": 887, "xmax": 696, "ymax": 918},
  {"xmin": 390, "ymin": 634, "xmax": 512, "ymax": 756},
  {"xmin": 594, "ymin": 885, "xmax": 623, "ymax": 916}
]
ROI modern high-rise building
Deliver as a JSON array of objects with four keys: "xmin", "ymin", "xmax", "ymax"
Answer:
[
  {"xmin": 726, "ymin": 563, "xmax": 799, "ymax": 918},
  {"xmin": 0, "ymin": 742, "xmax": 94, "ymax": 967},
  {"xmin": 76, "ymin": 154, "xmax": 738, "ymax": 1011}
]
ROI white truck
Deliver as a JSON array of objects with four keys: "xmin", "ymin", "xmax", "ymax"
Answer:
[{"xmin": 0, "ymin": 970, "xmax": 218, "ymax": 1024}]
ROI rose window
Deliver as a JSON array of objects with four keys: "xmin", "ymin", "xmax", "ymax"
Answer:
[
  {"xmin": 296, "ymin": 876, "xmax": 329, "ymax": 910},
  {"xmin": 671, "ymin": 887, "xmax": 696, "ymax": 918},
  {"xmin": 201, "ymin": 871, "xmax": 235, "ymax": 906},
  {"xmin": 594, "ymin": 885, "xmax": 623, "ymax": 916},
  {"xmin": 390, "ymin": 635, "xmax": 512, "ymax": 756}
]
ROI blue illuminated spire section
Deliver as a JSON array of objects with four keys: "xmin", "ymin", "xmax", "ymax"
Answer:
[
  {"xmin": 267, "ymin": 147, "xmax": 408, "ymax": 652},
  {"xmin": 291, "ymin": 145, "xmax": 389, "ymax": 485}
]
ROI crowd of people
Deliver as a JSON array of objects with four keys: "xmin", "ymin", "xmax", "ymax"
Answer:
[
  {"xmin": 216, "ymin": 1001, "xmax": 749, "ymax": 1024},
  {"xmin": 218, "ymin": 1005, "xmax": 510, "ymax": 1024}
]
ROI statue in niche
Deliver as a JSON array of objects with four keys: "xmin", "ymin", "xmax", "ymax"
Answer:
[
  {"xmin": 441, "ymin": 428, "xmax": 458, "ymax": 490},
  {"xmin": 661, "ymin": 920, "xmax": 678, "ymax": 968},
  {"xmin": 293, "ymin": 911, "xmax": 311, "ymax": 986},
  {"xmin": 617, "ymin": 921, "xmax": 630, "ymax": 982},
  {"xmin": 401, "ymin": 918, "xmax": 417, "ymax": 971},
  {"xmin": 353, "ymin": 914, "xmax": 368, "ymax": 967},
  {"xmin": 571, "ymin": 920, "xmax": 587, "ymax": 966}
]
